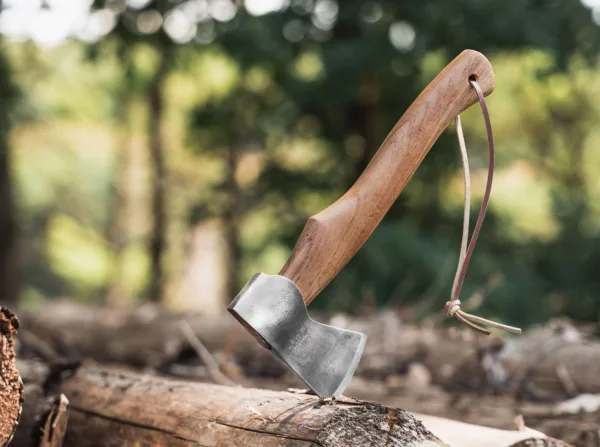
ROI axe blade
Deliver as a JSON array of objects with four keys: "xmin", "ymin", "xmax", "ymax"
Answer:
[{"xmin": 228, "ymin": 273, "xmax": 366, "ymax": 398}]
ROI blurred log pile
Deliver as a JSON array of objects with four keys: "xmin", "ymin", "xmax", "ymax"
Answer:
[{"xmin": 4, "ymin": 300, "xmax": 600, "ymax": 446}]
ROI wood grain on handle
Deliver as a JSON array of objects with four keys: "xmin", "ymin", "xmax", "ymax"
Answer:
[{"xmin": 280, "ymin": 49, "xmax": 495, "ymax": 305}]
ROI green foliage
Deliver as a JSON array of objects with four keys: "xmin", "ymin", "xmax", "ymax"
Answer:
[
  {"xmin": 5, "ymin": 0, "xmax": 600, "ymax": 326},
  {"xmin": 46, "ymin": 213, "xmax": 112, "ymax": 293},
  {"xmin": 186, "ymin": 1, "xmax": 600, "ymax": 327}
]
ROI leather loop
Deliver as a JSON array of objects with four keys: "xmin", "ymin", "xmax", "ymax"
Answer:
[
  {"xmin": 452, "ymin": 79, "xmax": 494, "ymax": 302},
  {"xmin": 447, "ymin": 80, "xmax": 522, "ymax": 337}
]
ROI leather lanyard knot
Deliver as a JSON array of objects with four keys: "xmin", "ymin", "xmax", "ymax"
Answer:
[{"xmin": 445, "ymin": 79, "xmax": 522, "ymax": 336}]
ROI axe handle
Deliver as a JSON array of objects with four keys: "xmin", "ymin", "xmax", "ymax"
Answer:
[{"xmin": 280, "ymin": 49, "xmax": 495, "ymax": 305}]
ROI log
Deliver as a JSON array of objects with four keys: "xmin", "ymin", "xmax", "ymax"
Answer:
[
  {"xmin": 59, "ymin": 364, "xmax": 447, "ymax": 447},
  {"xmin": 18, "ymin": 300, "xmax": 285, "ymax": 377},
  {"xmin": 0, "ymin": 308, "xmax": 22, "ymax": 447}
]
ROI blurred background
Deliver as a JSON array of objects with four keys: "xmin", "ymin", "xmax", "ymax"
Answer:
[{"xmin": 2, "ymin": 0, "xmax": 600, "ymax": 329}]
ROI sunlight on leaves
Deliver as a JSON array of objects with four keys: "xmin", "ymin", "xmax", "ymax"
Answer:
[
  {"xmin": 292, "ymin": 51, "xmax": 324, "ymax": 81},
  {"xmin": 46, "ymin": 213, "xmax": 112, "ymax": 293}
]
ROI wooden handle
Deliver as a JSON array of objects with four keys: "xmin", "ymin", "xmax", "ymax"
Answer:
[{"xmin": 280, "ymin": 49, "xmax": 495, "ymax": 305}]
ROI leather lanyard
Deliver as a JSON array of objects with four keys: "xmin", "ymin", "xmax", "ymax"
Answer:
[{"xmin": 445, "ymin": 79, "xmax": 522, "ymax": 336}]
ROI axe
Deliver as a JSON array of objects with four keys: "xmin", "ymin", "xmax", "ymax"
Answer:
[{"xmin": 228, "ymin": 49, "xmax": 495, "ymax": 398}]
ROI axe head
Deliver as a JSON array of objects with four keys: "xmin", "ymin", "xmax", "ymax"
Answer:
[{"xmin": 227, "ymin": 273, "xmax": 366, "ymax": 398}]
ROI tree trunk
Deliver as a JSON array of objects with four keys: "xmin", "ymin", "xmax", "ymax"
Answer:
[
  {"xmin": 175, "ymin": 219, "xmax": 229, "ymax": 314},
  {"xmin": 223, "ymin": 144, "xmax": 241, "ymax": 303},
  {"xmin": 0, "ymin": 141, "xmax": 18, "ymax": 307},
  {"xmin": 346, "ymin": 73, "xmax": 380, "ymax": 189},
  {"xmin": 106, "ymin": 85, "xmax": 135, "ymax": 306},
  {"xmin": 0, "ymin": 44, "xmax": 19, "ymax": 307},
  {"xmin": 147, "ymin": 45, "xmax": 169, "ymax": 302}
]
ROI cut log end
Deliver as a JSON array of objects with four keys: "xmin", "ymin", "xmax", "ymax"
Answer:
[{"xmin": 0, "ymin": 307, "xmax": 23, "ymax": 447}]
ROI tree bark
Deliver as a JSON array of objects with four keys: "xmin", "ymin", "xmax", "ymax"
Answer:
[
  {"xmin": 147, "ymin": 44, "xmax": 169, "ymax": 302},
  {"xmin": 0, "ymin": 308, "xmax": 22, "ymax": 447}
]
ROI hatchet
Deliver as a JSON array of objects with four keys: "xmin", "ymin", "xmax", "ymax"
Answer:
[{"xmin": 228, "ymin": 49, "xmax": 495, "ymax": 398}]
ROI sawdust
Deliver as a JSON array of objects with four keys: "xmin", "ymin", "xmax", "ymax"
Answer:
[{"xmin": 0, "ymin": 307, "xmax": 22, "ymax": 446}]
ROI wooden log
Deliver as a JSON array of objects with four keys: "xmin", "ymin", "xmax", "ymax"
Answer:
[
  {"xmin": 0, "ymin": 308, "xmax": 22, "ymax": 447},
  {"xmin": 59, "ymin": 364, "xmax": 447, "ymax": 447},
  {"xmin": 19, "ymin": 300, "xmax": 284, "ymax": 378}
]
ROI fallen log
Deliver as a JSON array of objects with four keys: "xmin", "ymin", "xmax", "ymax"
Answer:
[
  {"xmin": 8, "ymin": 357, "xmax": 448, "ymax": 447},
  {"xmin": 59, "ymin": 364, "xmax": 449, "ymax": 446},
  {"xmin": 18, "ymin": 300, "xmax": 285, "ymax": 378},
  {"xmin": 0, "ymin": 308, "xmax": 22, "ymax": 447}
]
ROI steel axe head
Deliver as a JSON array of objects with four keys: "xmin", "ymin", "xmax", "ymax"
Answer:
[{"xmin": 227, "ymin": 273, "xmax": 366, "ymax": 398}]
